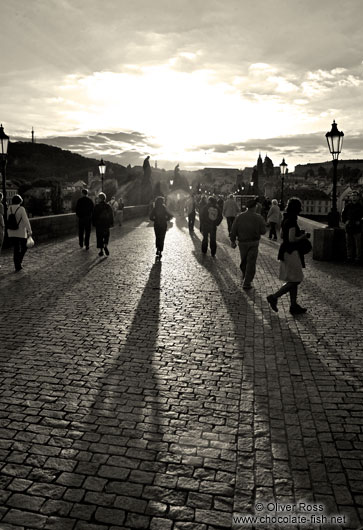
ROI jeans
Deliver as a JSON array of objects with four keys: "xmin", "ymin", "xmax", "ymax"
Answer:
[
  {"xmin": 12, "ymin": 237, "xmax": 27, "ymax": 271},
  {"xmin": 78, "ymin": 216, "xmax": 92, "ymax": 247},
  {"xmin": 202, "ymin": 226, "xmax": 217, "ymax": 255},
  {"xmin": 227, "ymin": 217, "xmax": 235, "ymax": 234},
  {"xmin": 188, "ymin": 212, "xmax": 196, "ymax": 231},
  {"xmin": 269, "ymin": 222, "xmax": 277, "ymax": 239},
  {"xmin": 154, "ymin": 224, "xmax": 167, "ymax": 252},
  {"xmin": 238, "ymin": 241, "xmax": 259, "ymax": 286}
]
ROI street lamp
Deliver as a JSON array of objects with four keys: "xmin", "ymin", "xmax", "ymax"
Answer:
[
  {"xmin": 326, "ymin": 120, "xmax": 344, "ymax": 228},
  {"xmin": 169, "ymin": 179, "xmax": 174, "ymax": 188},
  {"xmin": 0, "ymin": 124, "xmax": 9, "ymax": 220},
  {"xmin": 98, "ymin": 159, "xmax": 106, "ymax": 192},
  {"xmin": 279, "ymin": 158, "xmax": 288, "ymax": 211}
]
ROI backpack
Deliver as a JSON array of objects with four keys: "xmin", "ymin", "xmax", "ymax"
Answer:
[
  {"xmin": 7, "ymin": 206, "xmax": 21, "ymax": 230},
  {"xmin": 208, "ymin": 206, "xmax": 219, "ymax": 222}
]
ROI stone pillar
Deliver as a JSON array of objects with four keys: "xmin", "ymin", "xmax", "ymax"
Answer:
[{"xmin": 313, "ymin": 227, "xmax": 346, "ymax": 261}]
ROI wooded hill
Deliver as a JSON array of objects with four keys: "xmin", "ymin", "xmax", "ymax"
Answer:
[{"xmin": 7, "ymin": 141, "xmax": 130, "ymax": 186}]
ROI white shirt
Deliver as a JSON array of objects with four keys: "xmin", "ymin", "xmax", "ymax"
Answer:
[{"xmin": 7, "ymin": 205, "xmax": 32, "ymax": 239}]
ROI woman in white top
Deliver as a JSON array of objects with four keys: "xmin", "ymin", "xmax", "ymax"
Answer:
[{"xmin": 7, "ymin": 194, "xmax": 32, "ymax": 272}]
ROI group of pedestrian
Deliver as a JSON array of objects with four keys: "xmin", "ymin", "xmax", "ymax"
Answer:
[
  {"xmin": 0, "ymin": 189, "xmax": 125, "ymax": 272},
  {"xmin": 76, "ymin": 190, "xmax": 124, "ymax": 257},
  {"xmin": 1, "ymin": 185, "xmax": 312, "ymax": 316}
]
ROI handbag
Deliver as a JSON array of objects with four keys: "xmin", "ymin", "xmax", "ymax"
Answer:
[
  {"xmin": 298, "ymin": 237, "xmax": 312, "ymax": 255},
  {"xmin": 26, "ymin": 235, "xmax": 35, "ymax": 248}
]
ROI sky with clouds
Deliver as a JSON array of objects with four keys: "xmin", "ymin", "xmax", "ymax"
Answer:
[{"xmin": 1, "ymin": 0, "xmax": 363, "ymax": 170}]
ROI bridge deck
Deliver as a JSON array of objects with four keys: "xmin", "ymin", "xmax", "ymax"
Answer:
[{"xmin": 0, "ymin": 216, "xmax": 362, "ymax": 529}]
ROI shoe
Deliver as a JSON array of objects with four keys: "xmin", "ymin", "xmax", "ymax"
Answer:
[
  {"xmin": 98, "ymin": 250, "xmax": 104, "ymax": 257},
  {"xmin": 290, "ymin": 304, "xmax": 307, "ymax": 315},
  {"xmin": 15, "ymin": 267, "xmax": 23, "ymax": 273},
  {"xmin": 267, "ymin": 295, "xmax": 278, "ymax": 312},
  {"xmin": 85, "ymin": 246, "xmax": 89, "ymax": 250},
  {"xmin": 243, "ymin": 284, "xmax": 252, "ymax": 290},
  {"xmin": 273, "ymin": 238, "xmax": 277, "ymax": 241},
  {"xmin": 104, "ymin": 247, "xmax": 109, "ymax": 256},
  {"xmin": 79, "ymin": 244, "xmax": 83, "ymax": 248}
]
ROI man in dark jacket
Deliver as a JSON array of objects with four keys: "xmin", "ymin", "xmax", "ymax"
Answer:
[
  {"xmin": 76, "ymin": 189, "xmax": 94, "ymax": 250},
  {"xmin": 342, "ymin": 191, "xmax": 363, "ymax": 262},
  {"xmin": 92, "ymin": 193, "xmax": 114, "ymax": 256},
  {"xmin": 230, "ymin": 198, "xmax": 266, "ymax": 290},
  {"xmin": 200, "ymin": 196, "xmax": 223, "ymax": 257}
]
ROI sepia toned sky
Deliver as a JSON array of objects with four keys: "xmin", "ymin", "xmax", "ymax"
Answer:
[{"xmin": 1, "ymin": 0, "xmax": 363, "ymax": 170}]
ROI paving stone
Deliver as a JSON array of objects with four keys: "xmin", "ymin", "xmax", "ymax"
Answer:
[{"xmin": 1, "ymin": 218, "xmax": 363, "ymax": 530}]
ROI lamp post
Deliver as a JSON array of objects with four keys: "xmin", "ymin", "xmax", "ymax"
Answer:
[
  {"xmin": 0, "ymin": 124, "xmax": 9, "ymax": 220},
  {"xmin": 169, "ymin": 179, "xmax": 173, "ymax": 188},
  {"xmin": 98, "ymin": 159, "xmax": 106, "ymax": 192},
  {"xmin": 326, "ymin": 120, "xmax": 344, "ymax": 228},
  {"xmin": 279, "ymin": 158, "xmax": 288, "ymax": 211}
]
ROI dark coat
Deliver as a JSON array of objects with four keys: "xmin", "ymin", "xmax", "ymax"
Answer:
[
  {"xmin": 92, "ymin": 202, "xmax": 114, "ymax": 229},
  {"xmin": 76, "ymin": 196, "xmax": 94, "ymax": 218}
]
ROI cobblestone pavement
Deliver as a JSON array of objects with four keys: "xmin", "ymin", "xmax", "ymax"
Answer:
[{"xmin": 0, "ymin": 215, "xmax": 363, "ymax": 530}]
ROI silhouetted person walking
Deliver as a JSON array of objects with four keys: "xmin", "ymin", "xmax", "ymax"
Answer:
[
  {"xmin": 223, "ymin": 194, "xmax": 240, "ymax": 235},
  {"xmin": 230, "ymin": 198, "xmax": 266, "ymax": 290},
  {"xmin": 342, "ymin": 191, "xmax": 363, "ymax": 263},
  {"xmin": 76, "ymin": 189, "xmax": 94, "ymax": 250},
  {"xmin": 200, "ymin": 196, "xmax": 223, "ymax": 257},
  {"xmin": 149, "ymin": 196, "xmax": 173, "ymax": 259},
  {"xmin": 7, "ymin": 194, "xmax": 33, "ymax": 272},
  {"xmin": 267, "ymin": 197, "xmax": 311, "ymax": 315},
  {"xmin": 92, "ymin": 192, "xmax": 114, "ymax": 257}
]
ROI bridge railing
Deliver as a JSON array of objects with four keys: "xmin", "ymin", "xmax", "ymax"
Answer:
[{"xmin": 28, "ymin": 205, "xmax": 149, "ymax": 242}]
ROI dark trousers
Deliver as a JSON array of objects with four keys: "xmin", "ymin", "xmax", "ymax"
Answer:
[
  {"xmin": 188, "ymin": 211, "xmax": 196, "ymax": 231},
  {"xmin": 96, "ymin": 227, "xmax": 110, "ymax": 249},
  {"xmin": 202, "ymin": 226, "xmax": 217, "ymax": 255},
  {"xmin": 78, "ymin": 217, "xmax": 92, "ymax": 247},
  {"xmin": 154, "ymin": 225, "xmax": 167, "ymax": 252},
  {"xmin": 12, "ymin": 237, "xmax": 27, "ymax": 271},
  {"xmin": 269, "ymin": 222, "xmax": 277, "ymax": 240},
  {"xmin": 227, "ymin": 217, "xmax": 235, "ymax": 234}
]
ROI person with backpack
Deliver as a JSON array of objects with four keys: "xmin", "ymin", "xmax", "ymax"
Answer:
[
  {"xmin": 149, "ymin": 196, "xmax": 173, "ymax": 259},
  {"xmin": 200, "ymin": 196, "xmax": 223, "ymax": 257},
  {"xmin": 7, "ymin": 194, "xmax": 33, "ymax": 272},
  {"xmin": 92, "ymin": 192, "xmax": 114, "ymax": 257},
  {"xmin": 230, "ymin": 198, "xmax": 266, "ymax": 290}
]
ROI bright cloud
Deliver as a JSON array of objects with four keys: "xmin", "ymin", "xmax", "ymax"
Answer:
[{"xmin": 2, "ymin": 0, "xmax": 363, "ymax": 170}]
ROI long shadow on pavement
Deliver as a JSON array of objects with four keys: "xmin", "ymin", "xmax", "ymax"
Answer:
[{"xmin": 189, "ymin": 231, "xmax": 363, "ymax": 527}]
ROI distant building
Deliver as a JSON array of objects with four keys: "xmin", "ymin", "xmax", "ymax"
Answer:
[
  {"xmin": 287, "ymin": 188, "xmax": 330, "ymax": 217},
  {"xmin": 6, "ymin": 181, "xmax": 18, "ymax": 201}
]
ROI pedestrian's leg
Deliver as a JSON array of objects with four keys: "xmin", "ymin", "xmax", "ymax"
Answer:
[
  {"xmin": 201, "ymin": 230, "xmax": 208, "ymax": 253},
  {"xmin": 244, "ymin": 244, "xmax": 258, "ymax": 288},
  {"xmin": 210, "ymin": 228, "xmax": 217, "ymax": 256},
  {"xmin": 13, "ymin": 238, "xmax": 21, "ymax": 270},
  {"xmin": 271, "ymin": 222, "xmax": 277, "ymax": 239},
  {"xmin": 159, "ymin": 228, "xmax": 167, "ymax": 255},
  {"xmin": 84, "ymin": 219, "xmax": 91, "ymax": 249},
  {"xmin": 154, "ymin": 225, "xmax": 162, "ymax": 254},
  {"xmin": 78, "ymin": 219, "xmax": 84, "ymax": 247},
  {"xmin": 346, "ymin": 232, "xmax": 354, "ymax": 260},
  {"xmin": 354, "ymin": 232, "xmax": 362, "ymax": 261},
  {"xmin": 96, "ymin": 228, "xmax": 103, "ymax": 255},
  {"xmin": 238, "ymin": 243, "xmax": 248, "ymax": 278},
  {"xmin": 104, "ymin": 229, "xmax": 110, "ymax": 255}
]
